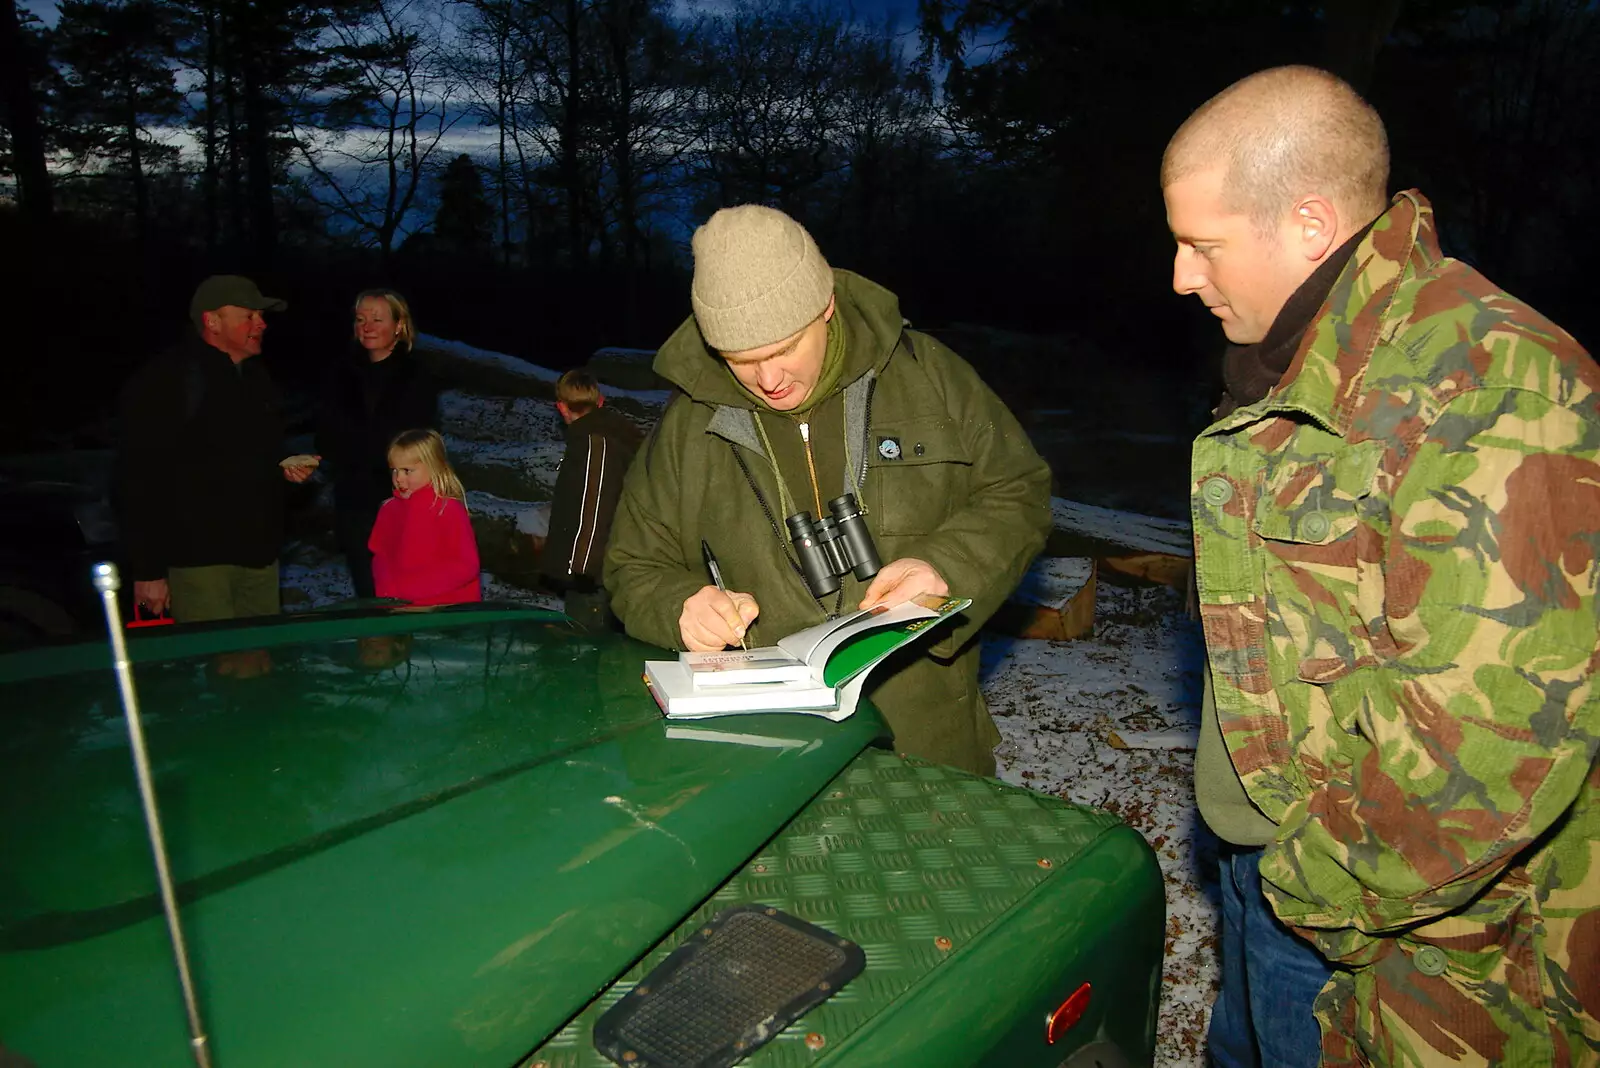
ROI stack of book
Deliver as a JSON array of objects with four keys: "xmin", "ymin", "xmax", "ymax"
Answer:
[{"xmin": 643, "ymin": 594, "xmax": 972, "ymax": 721}]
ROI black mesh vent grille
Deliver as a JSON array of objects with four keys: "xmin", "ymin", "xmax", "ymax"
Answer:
[{"xmin": 593, "ymin": 905, "xmax": 864, "ymax": 1068}]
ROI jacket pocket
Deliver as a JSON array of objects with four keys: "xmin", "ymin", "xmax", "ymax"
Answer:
[
  {"xmin": 1357, "ymin": 882, "xmax": 1549, "ymax": 1066},
  {"xmin": 867, "ymin": 418, "xmax": 973, "ymax": 537},
  {"xmin": 1252, "ymin": 442, "xmax": 1382, "ymax": 685}
]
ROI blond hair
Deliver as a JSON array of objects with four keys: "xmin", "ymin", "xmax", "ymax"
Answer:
[
  {"xmin": 353, "ymin": 288, "xmax": 417, "ymax": 352},
  {"xmin": 1161, "ymin": 66, "xmax": 1389, "ymax": 231},
  {"xmin": 388, "ymin": 428, "xmax": 466, "ymax": 508},
  {"xmin": 555, "ymin": 369, "xmax": 602, "ymax": 415}
]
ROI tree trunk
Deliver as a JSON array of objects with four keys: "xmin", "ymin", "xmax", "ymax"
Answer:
[
  {"xmin": 562, "ymin": 0, "xmax": 585, "ymax": 269},
  {"xmin": 605, "ymin": 1, "xmax": 639, "ymax": 335},
  {"xmin": 496, "ymin": 25, "xmax": 512, "ymax": 267},
  {"xmin": 221, "ymin": 11, "xmax": 246, "ymax": 253},
  {"xmin": 202, "ymin": 0, "xmax": 220, "ymax": 250},
  {"xmin": 241, "ymin": 51, "xmax": 278, "ymax": 266},
  {"xmin": 122, "ymin": 67, "xmax": 150, "ymax": 247},
  {"xmin": 0, "ymin": 0, "xmax": 53, "ymax": 227}
]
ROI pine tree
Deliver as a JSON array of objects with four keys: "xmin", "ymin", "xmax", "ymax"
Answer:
[
  {"xmin": 431, "ymin": 153, "xmax": 494, "ymax": 261},
  {"xmin": 0, "ymin": 0, "xmax": 54, "ymax": 226},
  {"xmin": 52, "ymin": 0, "xmax": 185, "ymax": 240}
]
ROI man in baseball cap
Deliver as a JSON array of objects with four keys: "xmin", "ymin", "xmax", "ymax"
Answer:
[
  {"xmin": 187, "ymin": 274, "xmax": 288, "ymax": 357},
  {"xmin": 604, "ymin": 205, "xmax": 1052, "ymax": 775},
  {"xmin": 117, "ymin": 274, "xmax": 313, "ymax": 656}
]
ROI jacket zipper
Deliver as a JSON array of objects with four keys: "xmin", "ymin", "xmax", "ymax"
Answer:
[
  {"xmin": 799, "ymin": 421, "xmax": 824, "ymax": 517},
  {"xmin": 856, "ymin": 377, "xmax": 878, "ymax": 499}
]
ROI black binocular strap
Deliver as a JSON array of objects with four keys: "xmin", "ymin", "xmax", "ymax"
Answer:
[{"xmin": 729, "ymin": 442, "xmax": 846, "ymax": 619}]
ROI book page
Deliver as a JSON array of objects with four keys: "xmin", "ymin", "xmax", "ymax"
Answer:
[
  {"xmin": 777, "ymin": 600, "xmax": 936, "ymax": 666},
  {"xmin": 646, "ymin": 660, "xmax": 837, "ymax": 718},
  {"xmin": 772, "ymin": 607, "xmax": 877, "ymax": 663}
]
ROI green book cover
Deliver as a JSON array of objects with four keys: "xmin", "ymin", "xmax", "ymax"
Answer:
[{"xmin": 820, "ymin": 599, "xmax": 969, "ymax": 686}]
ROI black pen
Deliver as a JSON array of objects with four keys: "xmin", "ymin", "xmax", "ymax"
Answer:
[{"xmin": 701, "ymin": 539, "xmax": 747, "ymax": 650}]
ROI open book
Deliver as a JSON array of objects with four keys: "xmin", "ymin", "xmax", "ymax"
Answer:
[{"xmin": 643, "ymin": 594, "xmax": 971, "ymax": 721}]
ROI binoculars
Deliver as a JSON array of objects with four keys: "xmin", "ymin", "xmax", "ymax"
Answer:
[{"xmin": 785, "ymin": 493, "xmax": 881, "ymax": 599}]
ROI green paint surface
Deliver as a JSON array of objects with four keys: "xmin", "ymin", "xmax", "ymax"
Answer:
[{"xmin": 0, "ymin": 607, "xmax": 884, "ymax": 1067}]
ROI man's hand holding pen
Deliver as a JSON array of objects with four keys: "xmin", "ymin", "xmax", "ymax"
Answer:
[
  {"xmin": 679, "ymin": 586, "xmax": 759, "ymax": 652},
  {"xmin": 681, "ymin": 540, "xmax": 759, "ymax": 652}
]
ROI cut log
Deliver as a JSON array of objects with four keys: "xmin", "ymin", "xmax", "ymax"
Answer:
[
  {"xmin": 990, "ymin": 556, "xmax": 1096, "ymax": 640},
  {"xmin": 1102, "ymin": 552, "xmax": 1193, "ymax": 590},
  {"xmin": 1050, "ymin": 497, "xmax": 1192, "ymax": 558}
]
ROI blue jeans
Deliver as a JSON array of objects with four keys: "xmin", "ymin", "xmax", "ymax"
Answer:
[{"xmin": 1208, "ymin": 846, "xmax": 1336, "ymax": 1068}]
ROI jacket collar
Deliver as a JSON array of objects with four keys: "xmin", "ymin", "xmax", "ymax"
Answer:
[
  {"xmin": 185, "ymin": 330, "xmax": 252, "ymax": 370},
  {"xmin": 393, "ymin": 483, "xmax": 438, "ymax": 507},
  {"xmin": 348, "ymin": 343, "xmax": 414, "ymax": 372},
  {"xmin": 564, "ymin": 404, "xmax": 620, "ymax": 440},
  {"xmin": 1204, "ymin": 189, "xmax": 1441, "ymax": 438}
]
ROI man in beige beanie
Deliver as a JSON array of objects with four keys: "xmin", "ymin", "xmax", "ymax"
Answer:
[{"xmin": 605, "ymin": 204, "xmax": 1051, "ymax": 775}]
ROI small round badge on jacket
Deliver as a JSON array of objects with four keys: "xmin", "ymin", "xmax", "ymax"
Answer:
[{"xmin": 878, "ymin": 437, "xmax": 902, "ymax": 461}]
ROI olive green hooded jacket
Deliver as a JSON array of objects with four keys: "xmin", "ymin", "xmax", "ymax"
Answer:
[{"xmin": 605, "ymin": 271, "xmax": 1051, "ymax": 775}]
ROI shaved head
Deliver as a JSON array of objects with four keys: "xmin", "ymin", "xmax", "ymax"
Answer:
[{"xmin": 1162, "ymin": 65, "xmax": 1389, "ymax": 230}]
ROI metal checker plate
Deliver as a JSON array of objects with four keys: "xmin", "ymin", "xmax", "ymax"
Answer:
[{"xmin": 522, "ymin": 750, "xmax": 1119, "ymax": 1068}]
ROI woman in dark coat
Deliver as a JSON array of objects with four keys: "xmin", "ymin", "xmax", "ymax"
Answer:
[{"xmin": 316, "ymin": 288, "xmax": 440, "ymax": 598}]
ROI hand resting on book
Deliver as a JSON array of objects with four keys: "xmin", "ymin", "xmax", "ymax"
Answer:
[{"xmin": 859, "ymin": 558, "xmax": 948, "ymax": 611}]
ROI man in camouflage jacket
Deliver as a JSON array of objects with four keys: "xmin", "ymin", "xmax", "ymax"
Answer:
[{"xmin": 1166, "ymin": 68, "xmax": 1599, "ymax": 1066}]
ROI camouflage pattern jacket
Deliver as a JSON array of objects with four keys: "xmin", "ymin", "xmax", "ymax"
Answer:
[{"xmin": 1191, "ymin": 191, "xmax": 1600, "ymax": 1067}]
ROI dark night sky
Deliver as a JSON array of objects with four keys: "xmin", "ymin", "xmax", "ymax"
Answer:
[{"xmin": 21, "ymin": 0, "xmax": 923, "ymax": 30}]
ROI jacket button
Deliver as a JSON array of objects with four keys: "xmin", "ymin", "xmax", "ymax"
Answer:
[
  {"xmin": 914, "ymin": 443, "xmax": 925, "ymax": 456},
  {"xmin": 1201, "ymin": 477, "xmax": 1233, "ymax": 506},
  {"xmin": 1300, "ymin": 511, "xmax": 1330, "ymax": 540},
  {"xmin": 1411, "ymin": 945, "xmax": 1448, "ymax": 977}
]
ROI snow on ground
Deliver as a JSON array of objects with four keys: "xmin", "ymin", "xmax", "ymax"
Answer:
[
  {"xmin": 1051, "ymin": 497, "xmax": 1195, "ymax": 557},
  {"xmin": 280, "ymin": 334, "xmax": 1222, "ymax": 1064},
  {"xmin": 441, "ymin": 388, "xmax": 567, "ymax": 444},
  {"xmin": 482, "ymin": 574, "xmax": 561, "ymax": 611},
  {"xmin": 419, "ymin": 334, "xmax": 674, "ymax": 405},
  {"xmin": 445, "ymin": 435, "xmax": 560, "ymax": 473},
  {"xmin": 418, "ymin": 333, "xmax": 563, "ymax": 382},
  {"xmin": 466, "ymin": 489, "xmax": 541, "ymax": 524},
  {"xmin": 984, "ymin": 580, "xmax": 1218, "ymax": 1067},
  {"xmin": 280, "ymin": 545, "xmax": 356, "ymax": 611}
]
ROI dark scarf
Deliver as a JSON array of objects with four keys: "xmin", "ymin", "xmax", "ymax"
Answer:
[{"xmin": 1215, "ymin": 224, "xmax": 1372, "ymax": 418}]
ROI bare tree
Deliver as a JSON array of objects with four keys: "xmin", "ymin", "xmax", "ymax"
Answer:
[
  {"xmin": 684, "ymin": 0, "xmax": 858, "ymax": 211},
  {"xmin": 291, "ymin": 0, "xmax": 461, "ymax": 259},
  {"xmin": 448, "ymin": 0, "xmax": 526, "ymax": 264},
  {"xmin": 594, "ymin": 0, "xmax": 691, "ymax": 263}
]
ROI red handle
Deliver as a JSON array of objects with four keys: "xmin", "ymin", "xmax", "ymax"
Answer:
[{"xmin": 129, "ymin": 603, "xmax": 175, "ymax": 628}]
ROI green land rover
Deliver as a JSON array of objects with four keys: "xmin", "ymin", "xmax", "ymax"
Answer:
[{"xmin": 0, "ymin": 600, "xmax": 1164, "ymax": 1067}]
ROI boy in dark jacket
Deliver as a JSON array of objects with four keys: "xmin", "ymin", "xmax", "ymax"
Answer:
[{"xmin": 540, "ymin": 370, "xmax": 642, "ymax": 631}]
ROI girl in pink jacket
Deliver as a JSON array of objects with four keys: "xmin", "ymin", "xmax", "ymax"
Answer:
[{"xmin": 368, "ymin": 429, "xmax": 482, "ymax": 605}]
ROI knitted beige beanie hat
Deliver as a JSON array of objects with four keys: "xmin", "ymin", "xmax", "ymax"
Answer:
[{"xmin": 690, "ymin": 205, "xmax": 834, "ymax": 352}]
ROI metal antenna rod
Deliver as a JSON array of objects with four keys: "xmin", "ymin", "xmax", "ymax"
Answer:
[{"xmin": 92, "ymin": 563, "xmax": 214, "ymax": 1068}]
